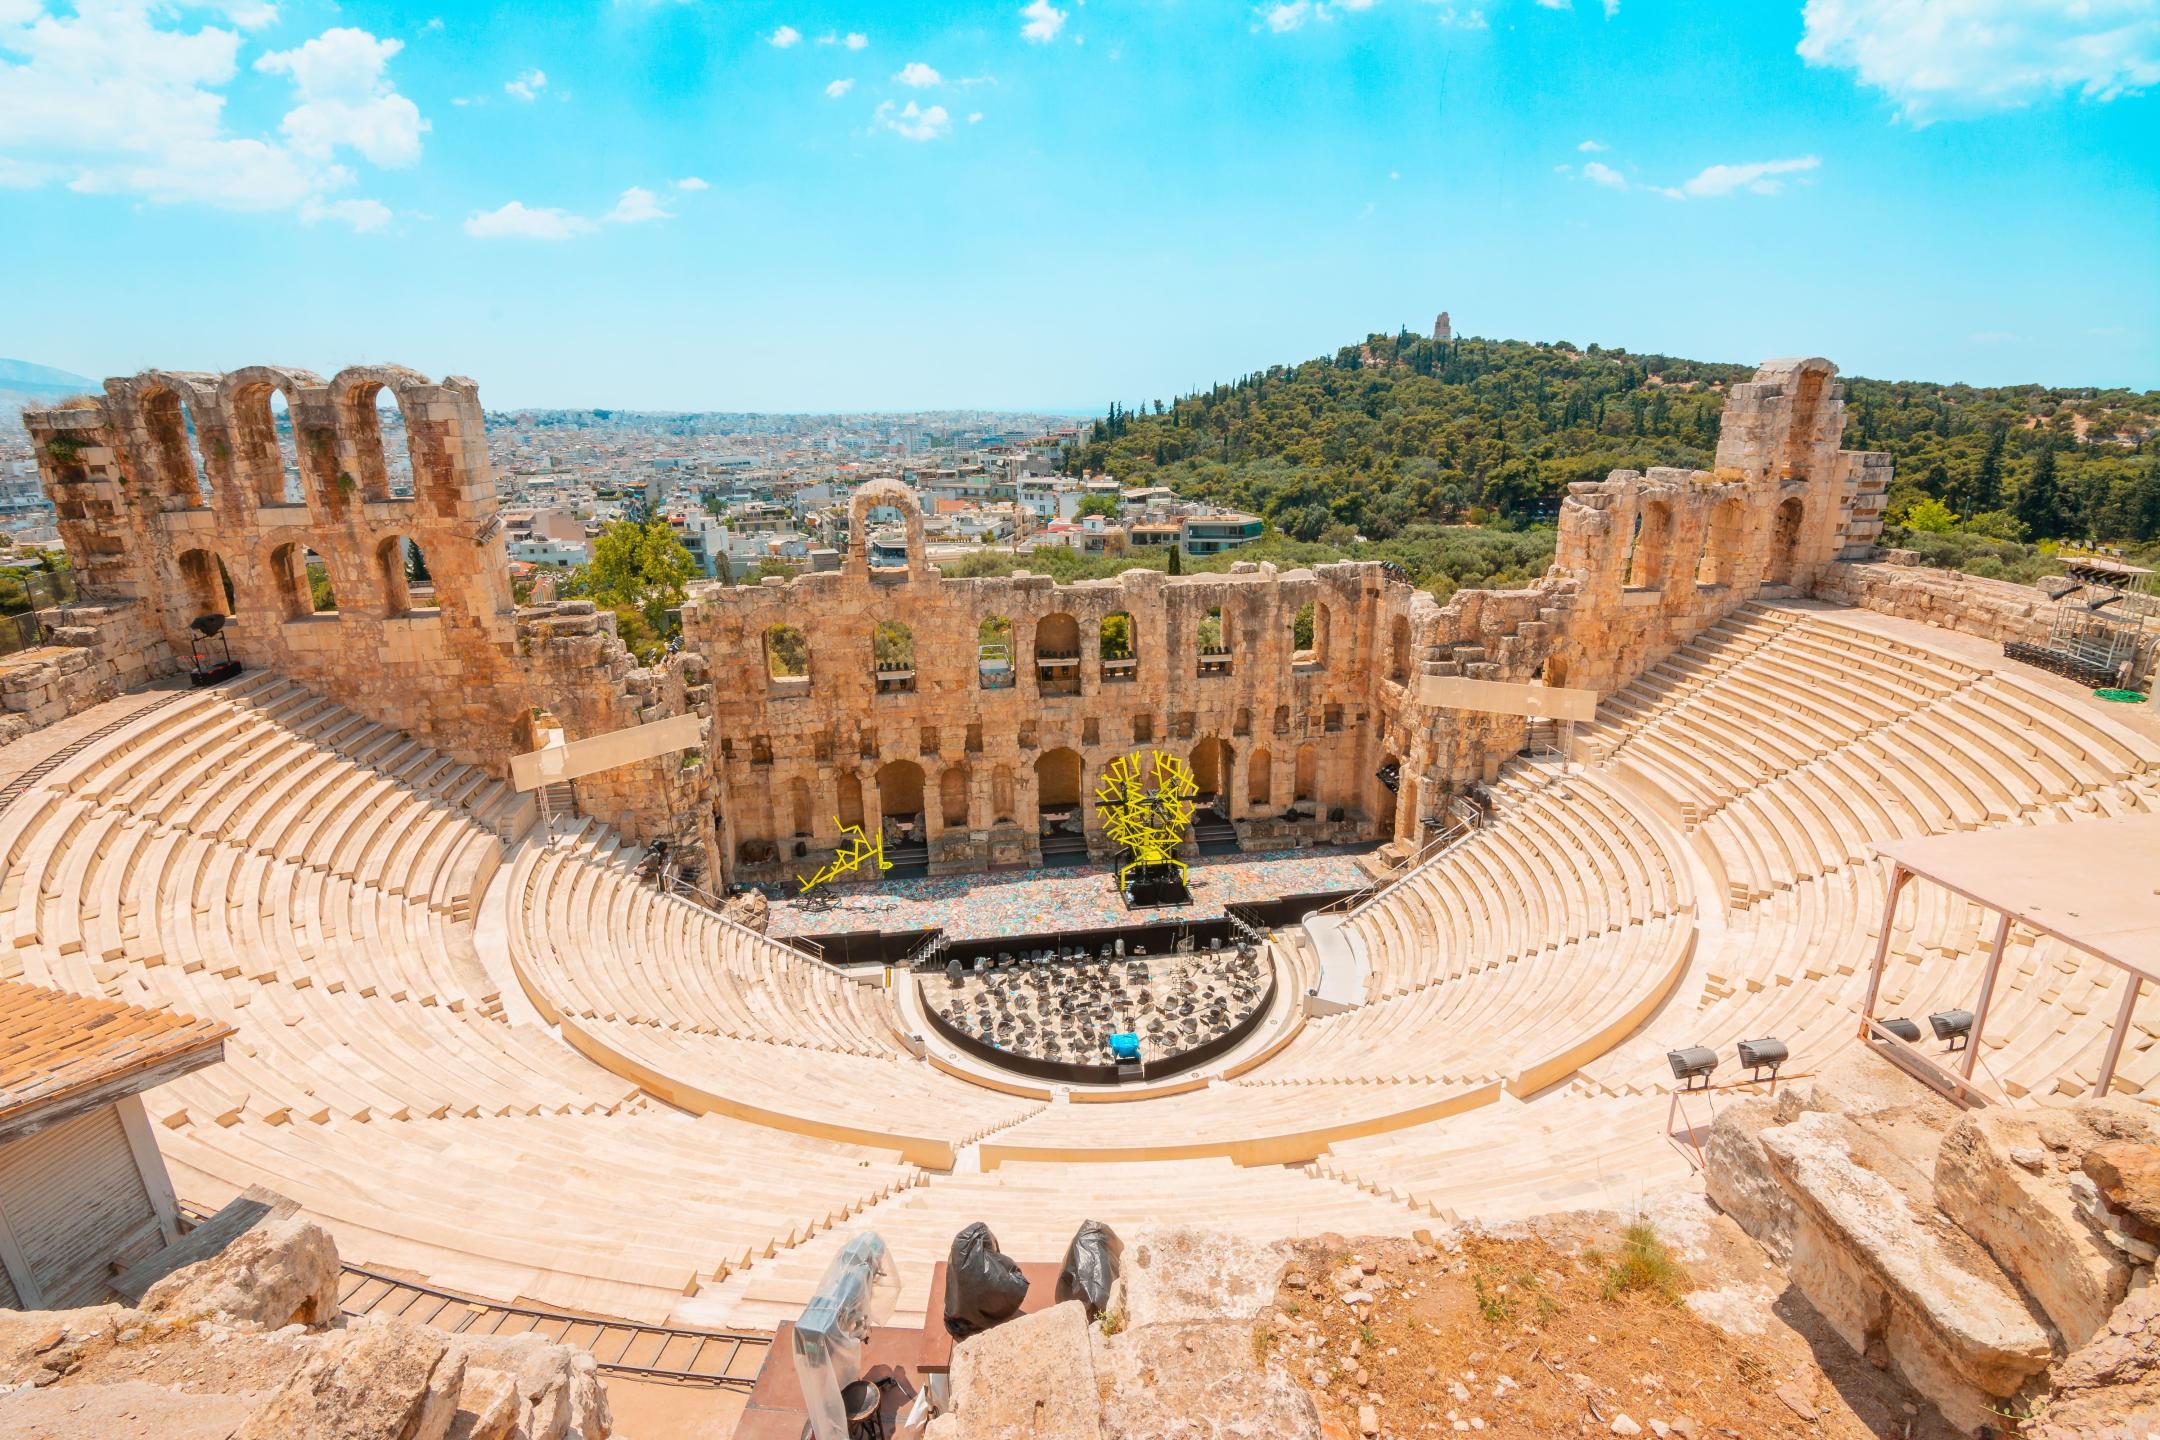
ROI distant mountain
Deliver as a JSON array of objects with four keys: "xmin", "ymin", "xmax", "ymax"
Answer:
[{"xmin": 0, "ymin": 360, "xmax": 101, "ymax": 430}]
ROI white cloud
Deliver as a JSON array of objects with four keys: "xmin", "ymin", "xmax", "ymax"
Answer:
[
  {"xmin": 1020, "ymin": 0, "xmax": 1066, "ymax": 43},
  {"xmin": 894, "ymin": 61, "xmax": 941, "ymax": 87},
  {"xmin": 0, "ymin": 6, "xmax": 423, "ymax": 220},
  {"xmin": 825, "ymin": 77, "xmax": 854, "ymax": 97},
  {"xmin": 1799, "ymin": 0, "xmax": 2160, "ymax": 122},
  {"xmin": 967, "ymin": 110, "xmax": 983, "ymax": 123},
  {"xmin": 1602, "ymin": 0, "xmax": 1619, "ymax": 14},
  {"xmin": 768, "ymin": 25, "xmax": 801, "ymax": 48},
  {"xmin": 301, "ymin": 196, "xmax": 392, "ymax": 231},
  {"xmin": 504, "ymin": 67, "xmax": 546, "ymax": 101},
  {"xmin": 1580, "ymin": 160, "xmax": 1626, "ymax": 189},
  {"xmin": 1656, "ymin": 154, "xmax": 1819, "ymax": 198},
  {"xmin": 1254, "ymin": 0, "xmax": 1390, "ymax": 32},
  {"xmin": 257, "ymin": 28, "xmax": 428, "ymax": 168},
  {"xmin": 419, "ymin": 17, "xmax": 444, "ymax": 35},
  {"xmin": 874, "ymin": 100, "xmax": 951, "ymax": 141},
  {"xmin": 673, "ymin": 176, "xmax": 708, "ymax": 190},
  {"xmin": 604, "ymin": 185, "xmax": 670, "ymax": 223},
  {"xmin": 1576, "ymin": 138, "xmax": 1608, "ymax": 152},
  {"xmin": 845, "ymin": 32, "xmax": 868, "ymax": 49},
  {"xmin": 463, "ymin": 201, "xmax": 596, "ymax": 239},
  {"xmin": 1534, "ymin": 0, "xmax": 1569, "ymax": 8}
]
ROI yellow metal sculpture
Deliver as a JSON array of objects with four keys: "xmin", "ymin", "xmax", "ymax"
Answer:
[
  {"xmin": 797, "ymin": 820, "xmax": 891, "ymax": 893},
  {"xmin": 1093, "ymin": 750, "xmax": 1197, "ymax": 888}
]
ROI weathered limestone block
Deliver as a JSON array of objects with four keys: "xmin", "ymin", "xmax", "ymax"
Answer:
[
  {"xmin": 1703, "ymin": 1097, "xmax": 1797, "ymax": 1264},
  {"xmin": 2084, "ymin": 1141, "xmax": 2160, "ymax": 1243},
  {"xmin": 944, "ymin": 1299, "xmax": 1102, "ymax": 1440},
  {"xmin": 144, "ymin": 1211, "xmax": 341, "ymax": 1331},
  {"xmin": 1761, "ymin": 1111, "xmax": 2053, "ymax": 1429},
  {"xmin": 2026, "ymin": 1283, "xmax": 2160, "ymax": 1440},
  {"xmin": 1094, "ymin": 1318, "xmax": 1320, "ymax": 1440},
  {"xmin": 441, "ymin": 1332, "xmax": 613, "ymax": 1440},
  {"xmin": 1935, "ymin": 1102, "xmax": 2156, "ymax": 1348},
  {"xmin": 234, "ymin": 1319, "xmax": 465, "ymax": 1440}
]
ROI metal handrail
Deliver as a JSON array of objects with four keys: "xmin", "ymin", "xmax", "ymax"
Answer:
[
  {"xmin": 1313, "ymin": 796, "xmax": 1484, "ymax": 925},
  {"xmin": 661, "ymin": 870, "xmax": 831, "ymax": 968}
]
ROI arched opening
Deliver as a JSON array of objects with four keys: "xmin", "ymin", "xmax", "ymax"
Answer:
[
  {"xmin": 1099, "ymin": 610, "xmax": 1136, "ymax": 682},
  {"xmin": 175, "ymin": 548, "xmax": 234, "ymax": 621},
  {"xmin": 1197, "ymin": 605, "xmax": 1231, "ymax": 676},
  {"xmin": 1376, "ymin": 753, "xmax": 1401, "ymax": 833},
  {"xmin": 1293, "ymin": 743, "xmax": 1319, "ymax": 805},
  {"xmin": 1768, "ymin": 496, "xmax": 1806, "ymax": 585},
  {"xmin": 1034, "ymin": 612, "xmax": 1080, "ymax": 697},
  {"xmin": 1626, "ymin": 499, "xmax": 1674, "ymax": 588},
  {"xmin": 765, "ymin": 623, "xmax": 809, "ymax": 681},
  {"xmin": 267, "ymin": 543, "xmax": 319, "ymax": 620},
  {"xmin": 873, "ymin": 620, "xmax": 916, "ymax": 693},
  {"xmin": 977, "ymin": 615, "xmax": 1013, "ymax": 689},
  {"xmin": 141, "ymin": 386, "xmax": 210, "ymax": 507},
  {"xmin": 1695, "ymin": 497, "xmax": 1746, "ymax": 586},
  {"xmin": 269, "ymin": 389, "xmax": 302, "ymax": 503},
  {"xmin": 992, "ymin": 764, "xmax": 1016, "ymax": 825},
  {"xmin": 1034, "ymin": 747, "xmax": 1084, "ymax": 859},
  {"xmin": 1291, "ymin": 600, "xmax": 1329, "ymax": 668},
  {"xmin": 876, "ymin": 760, "xmax": 925, "ymax": 847},
  {"xmin": 1782, "ymin": 368, "xmax": 1827, "ymax": 480},
  {"xmin": 1388, "ymin": 615, "xmax": 1412, "ymax": 684},
  {"xmin": 788, "ymin": 778, "xmax": 813, "ymax": 837},
  {"xmin": 1191, "ymin": 738, "xmax": 1233, "ymax": 825},
  {"xmin": 230, "ymin": 382, "xmax": 304, "ymax": 506},
  {"xmin": 376, "ymin": 536, "xmax": 416, "ymax": 616},
  {"xmin": 940, "ymin": 764, "xmax": 970, "ymax": 829},
  {"xmin": 837, "ymin": 772, "xmax": 865, "ymax": 830},
  {"xmin": 337, "ymin": 382, "xmax": 398, "ymax": 503},
  {"xmin": 1247, "ymin": 747, "xmax": 1273, "ymax": 808}
]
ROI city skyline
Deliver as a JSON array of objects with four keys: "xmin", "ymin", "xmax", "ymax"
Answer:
[{"xmin": 4, "ymin": 0, "xmax": 2157, "ymax": 409}]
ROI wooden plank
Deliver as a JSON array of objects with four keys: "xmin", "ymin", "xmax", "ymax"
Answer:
[{"xmin": 110, "ymin": 1185, "xmax": 295, "ymax": 1304}]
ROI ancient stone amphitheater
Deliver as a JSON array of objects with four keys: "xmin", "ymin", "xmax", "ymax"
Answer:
[{"xmin": 5, "ymin": 356, "xmax": 2155, "ymax": 1352}]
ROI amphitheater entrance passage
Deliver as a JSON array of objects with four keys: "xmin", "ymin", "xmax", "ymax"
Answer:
[
  {"xmin": 1035, "ymin": 747, "xmax": 1086, "ymax": 865},
  {"xmin": 876, "ymin": 761, "xmax": 926, "ymax": 861},
  {"xmin": 1035, "ymin": 612, "xmax": 1080, "ymax": 697},
  {"xmin": 1191, "ymin": 737, "xmax": 1233, "ymax": 810}
]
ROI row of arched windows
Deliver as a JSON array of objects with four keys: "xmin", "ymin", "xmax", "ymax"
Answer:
[
  {"xmin": 1626, "ymin": 495, "xmax": 1806, "ymax": 590},
  {"xmin": 761, "ymin": 603, "xmax": 1417, "ymax": 690},
  {"xmin": 174, "ymin": 537, "xmax": 433, "ymax": 626},
  {"xmin": 130, "ymin": 375, "xmax": 424, "ymax": 514}
]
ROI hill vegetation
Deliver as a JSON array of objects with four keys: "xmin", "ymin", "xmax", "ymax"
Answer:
[{"xmin": 1058, "ymin": 334, "xmax": 2160, "ymax": 586}]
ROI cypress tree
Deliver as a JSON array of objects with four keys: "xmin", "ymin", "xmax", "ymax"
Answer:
[{"xmin": 2013, "ymin": 442, "xmax": 2061, "ymax": 540}]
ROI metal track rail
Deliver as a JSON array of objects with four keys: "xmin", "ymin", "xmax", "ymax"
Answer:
[{"xmin": 336, "ymin": 1263, "xmax": 771, "ymax": 1389}]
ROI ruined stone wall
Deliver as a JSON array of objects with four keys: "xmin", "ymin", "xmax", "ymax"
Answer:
[
  {"xmin": 0, "ymin": 599, "xmax": 178, "ymax": 746},
  {"xmin": 22, "ymin": 367, "xmax": 698, "ymax": 847},
  {"xmin": 1815, "ymin": 557, "xmax": 2055, "ymax": 650},
  {"xmin": 18, "ymin": 356, "xmax": 1891, "ymax": 883},
  {"xmin": 683, "ymin": 480, "xmax": 1416, "ymax": 880}
]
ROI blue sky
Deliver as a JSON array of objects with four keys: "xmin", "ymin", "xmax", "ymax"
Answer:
[{"xmin": 4, "ymin": 0, "xmax": 2157, "ymax": 410}]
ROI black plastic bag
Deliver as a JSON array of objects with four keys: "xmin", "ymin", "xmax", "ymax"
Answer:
[
  {"xmin": 943, "ymin": 1222, "xmax": 1029, "ymax": 1339},
  {"xmin": 1054, "ymin": 1220, "xmax": 1123, "ymax": 1319}
]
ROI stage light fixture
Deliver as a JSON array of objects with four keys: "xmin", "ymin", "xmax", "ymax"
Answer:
[
  {"xmin": 1928, "ymin": 1010, "xmax": 1974, "ymax": 1051},
  {"xmin": 1667, "ymin": 1046, "xmax": 1718, "ymax": 1090},
  {"xmin": 1736, "ymin": 1036, "xmax": 1788, "ymax": 1082},
  {"xmin": 1879, "ymin": 1017, "xmax": 1922, "ymax": 1043}
]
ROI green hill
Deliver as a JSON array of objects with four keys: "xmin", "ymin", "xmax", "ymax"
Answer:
[{"xmin": 1060, "ymin": 336, "xmax": 2160, "ymax": 577}]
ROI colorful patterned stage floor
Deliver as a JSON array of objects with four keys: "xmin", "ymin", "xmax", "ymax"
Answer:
[{"xmin": 763, "ymin": 847, "xmax": 1378, "ymax": 943}]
